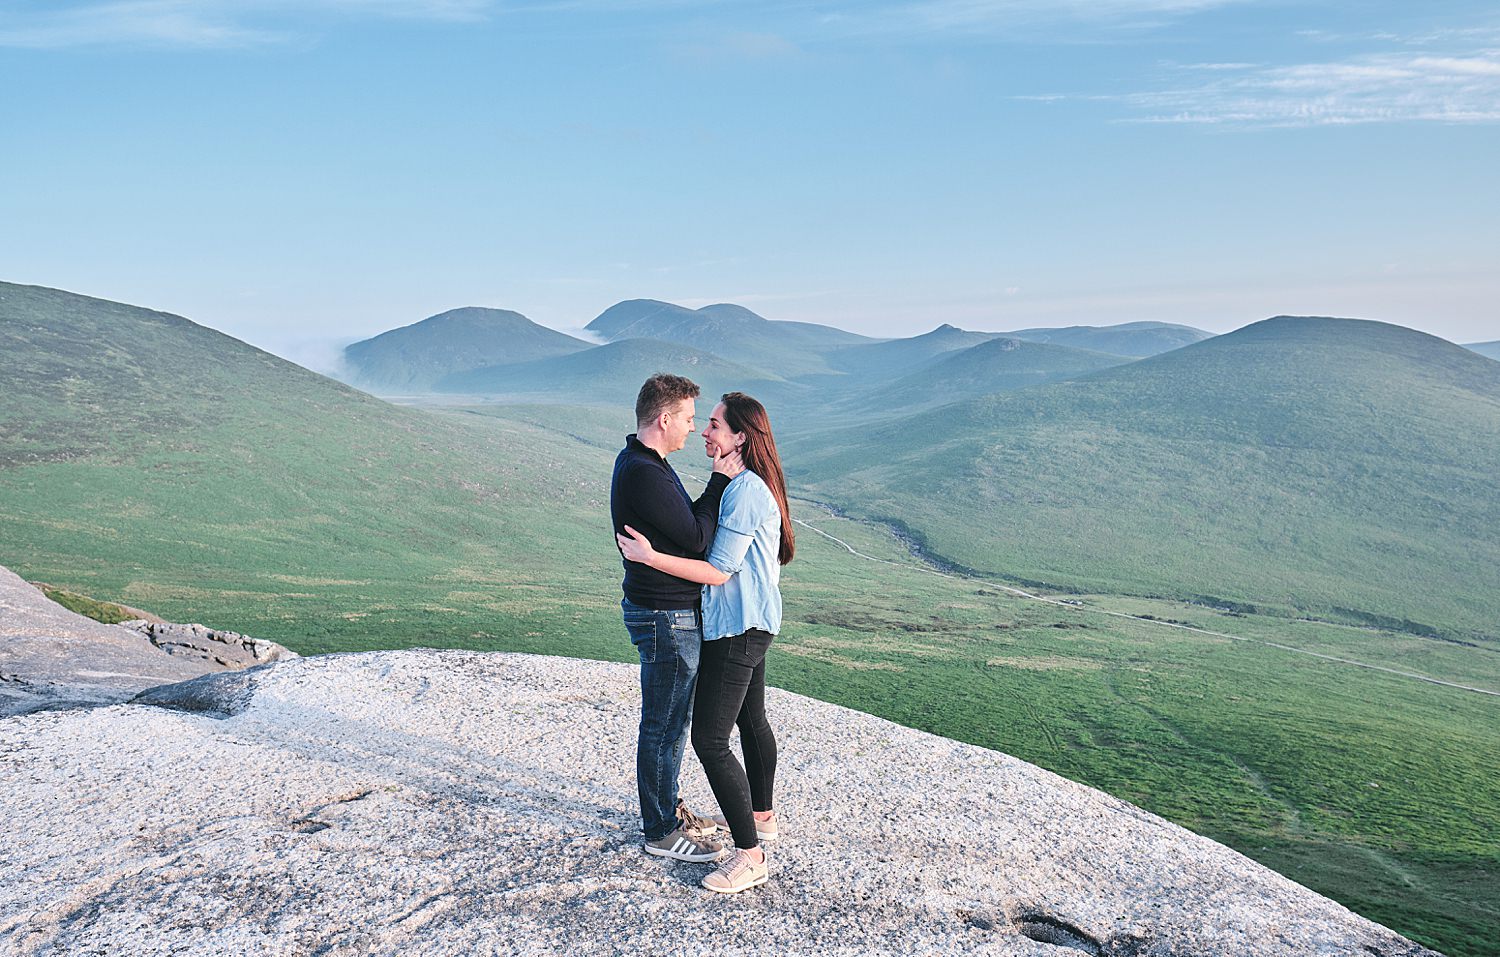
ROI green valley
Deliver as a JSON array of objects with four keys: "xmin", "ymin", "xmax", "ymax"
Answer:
[
  {"xmin": 793, "ymin": 316, "xmax": 1500, "ymax": 645},
  {"xmin": 3, "ymin": 282, "xmax": 1498, "ymax": 955}
]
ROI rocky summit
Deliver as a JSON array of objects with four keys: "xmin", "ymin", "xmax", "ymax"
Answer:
[{"xmin": 0, "ymin": 629, "xmax": 1437, "ymax": 954}]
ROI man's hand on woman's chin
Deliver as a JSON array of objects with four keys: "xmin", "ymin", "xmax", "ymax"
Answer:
[{"xmin": 712, "ymin": 448, "xmax": 746, "ymax": 479}]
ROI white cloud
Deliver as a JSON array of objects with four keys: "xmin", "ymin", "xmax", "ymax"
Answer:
[
  {"xmin": 1410, "ymin": 55, "xmax": 1500, "ymax": 76},
  {"xmin": 665, "ymin": 30, "xmax": 804, "ymax": 64},
  {"xmin": 0, "ymin": 0, "xmax": 1268, "ymax": 50},
  {"xmin": 1177, "ymin": 61, "xmax": 1258, "ymax": 71},
  {"xmin": 832, "ymin": 0, "xmax": 1249, "ymax": 36},
  {"xmin": 1121, "ymin": 49, "xmax": 1500, "ymax": 127},
  {"xmin": 0, "ymin": 0, "xmax": 492, "ymax": 49},
  {"xmin": 0, "ymin": 1, "xmax": 281, "ymax": 49}
]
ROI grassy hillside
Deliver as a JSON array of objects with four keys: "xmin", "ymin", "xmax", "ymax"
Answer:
[
  {"xmin": 867, "ymin": 337, "xmax": 1132, "ymax": 411},
  {"xmin": 1004, "ymin": 320, "xmax": 1213, "ymax": 356},
  {"xmin": 0, "ymin": 281, "xmax": 622, "ymax": 652},
  {"xmin": 343, "ymin": 306, "xmax": 591, "ymax": 392},
  {"xmin": 794, "ymin": 316, "xmax": 1500, "ymax": 643}
]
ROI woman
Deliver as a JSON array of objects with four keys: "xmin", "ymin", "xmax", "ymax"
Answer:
[{"xmin": 617, "ymin": 391, "xmax": 794, "ymax": 894}]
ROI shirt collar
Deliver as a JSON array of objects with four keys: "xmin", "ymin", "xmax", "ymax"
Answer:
[{"xmin": 625, "ymin": 433, "xmax": 667, "ymax": 465}]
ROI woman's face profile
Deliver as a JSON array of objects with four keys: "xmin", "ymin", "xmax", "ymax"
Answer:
[{"xmin": 702, "ymin": 402, "xmax": 744, "ymax": 458}]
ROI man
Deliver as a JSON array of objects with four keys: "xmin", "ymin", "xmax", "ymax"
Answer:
[{"xmin": 611, "ymin": 373, "xmax": 743, "ymax": 861}]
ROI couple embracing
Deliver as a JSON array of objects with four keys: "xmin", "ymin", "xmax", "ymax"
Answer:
[{"xmin": 609, "ymin": 373, "xmax": 794, "ymax": 894}]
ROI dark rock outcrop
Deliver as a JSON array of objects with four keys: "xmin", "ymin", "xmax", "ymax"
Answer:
[{"xmin": 119, "ymin": 620, "xmax": 296, "ymax": 669}]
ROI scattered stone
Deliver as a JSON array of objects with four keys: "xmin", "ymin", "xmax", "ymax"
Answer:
[{"xmin": 118, "ymin": 620, "xmax": 297, "ymax": 668}]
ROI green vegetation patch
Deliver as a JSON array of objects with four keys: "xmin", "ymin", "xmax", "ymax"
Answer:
[{"xmin": 37, "ymin": 584, "xmax": 138, "ymax": 625}]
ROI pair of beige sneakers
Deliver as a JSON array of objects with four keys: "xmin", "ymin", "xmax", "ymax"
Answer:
[{"xmin": 643, "ymin": 802, "xmax": 776, "ymax": 894}]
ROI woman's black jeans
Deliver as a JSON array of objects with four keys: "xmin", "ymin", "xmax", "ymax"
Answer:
[{"xmin": 692, "ymin": 628, "xmax": 777, "ymax": 850}]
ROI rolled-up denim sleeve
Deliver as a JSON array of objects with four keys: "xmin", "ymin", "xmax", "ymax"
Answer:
[
  {"xmin": 707, "ymin": 478, "xmax": 775, "ymax": 575},
  {"xmin": 707, "ymin": 527, "xmax": 755, "ymax": 575}
]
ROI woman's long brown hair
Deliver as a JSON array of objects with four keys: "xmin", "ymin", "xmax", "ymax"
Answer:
[{"xmin": 720, "ymin": 392, "xmax": 795, "ymax": 565}]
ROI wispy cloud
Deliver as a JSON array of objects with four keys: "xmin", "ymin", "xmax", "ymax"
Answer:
[
  {"xmin": 666, "ymin": 30, "xmax": 804, "ymax": 65},
  {"xmin": 0, "ymin": 1, "xmax": 279, "ymax": 49},
  {"xmin": 905, "ymin": 0, "xmax": 1241, "ymax": 28},
  {"xmin": 0, "ymin": 0, "xmax": 492, "ymax": 49},
  {"xmin": 1126, "ymin": 49, "xmax": 1500, "ymax": 126},
  {"xmin": 0, "ymin": 0, "xmax": 1259, "ymax": 50},
  {"xmin": 822, "ymin": 0, "xmax": 1249, "ymax": 37}
]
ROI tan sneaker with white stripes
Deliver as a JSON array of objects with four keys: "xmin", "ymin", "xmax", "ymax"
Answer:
[
  {"xmin": 643, "ymin": 827, "xmax": 726, "ymax": 863},
  {"xmin": 701, "ymin": 847, "xmax": 769, "ymax": 894}
]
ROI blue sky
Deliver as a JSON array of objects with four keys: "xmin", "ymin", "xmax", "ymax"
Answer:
[{"xmin": 2, "ymin": 0, "xmax": 1497, "ymax": 365}]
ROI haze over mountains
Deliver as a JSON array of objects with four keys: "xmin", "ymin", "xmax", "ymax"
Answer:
[
  {"xmin": 436, "ymin": 337, "xmax": 783, "ymax": 406},
  {"xmin": 868, "ymin": 336, "xmax": 1131, "ymax": 411},
  {"xmin": 1001, "ymin": 320, "xmax": 1213, "ymax": 357},
  {"xmin": 1467, "ymin": 340, "xmax": 1500, "ymax": 361},
  {"xmin": 341, "ymin": 298, "xmax": 1207, "ymax": 409}
]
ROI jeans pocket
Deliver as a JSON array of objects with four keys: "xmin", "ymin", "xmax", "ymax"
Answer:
[
  {"xmin": 731, "ymin": 629, "xmax": 772, "ymax": 667},
  {"xmin": 669, "ymin": 610, "xmax": 702, "ymax": 669},
  {"xmin": 625, "ymin": 611, "xmax": 664, "ymax": 664}
]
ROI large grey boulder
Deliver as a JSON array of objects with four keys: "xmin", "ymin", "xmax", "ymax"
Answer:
[
  {"xmin": 0, "ymin": 564, "xmax": 217, "ymax": 715},
  {"xmin": 0, "ymin": 649, "xmax": 1438, "ymax": 956},
  {"xmin": 0, "ymin": 564, "xmax": 295, "ymax": 716}
]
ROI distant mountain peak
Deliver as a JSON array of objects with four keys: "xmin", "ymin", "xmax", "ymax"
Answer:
[
  {"xmin": 342, "ymin": 305, "xmax": 591, "ymax": 393},
  {"xmin": 423, "ymin": 305, "xmax": 527, "ymax": 323}
]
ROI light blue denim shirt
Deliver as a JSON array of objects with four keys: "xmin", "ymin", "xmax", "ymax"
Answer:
[{"xmin": 702, "ymin": 470, "xmax": 782, "ymax": 641}]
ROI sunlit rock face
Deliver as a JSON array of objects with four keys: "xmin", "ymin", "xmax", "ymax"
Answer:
[
  {"xmin": 0, "ymin": 563, "xmax": 294, "ymax": 717},
  {"xmin": 0, "ymin": 641, "xmax": 1436, "ymax": 956}
]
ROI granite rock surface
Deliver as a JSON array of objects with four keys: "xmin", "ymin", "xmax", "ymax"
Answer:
[
  {"xmin": 0, "ymin": 564, "xmax": 294, "ymax": 716},
  {"xmin": 0, "ymin": 646, "xmax": 1439, "ymax": 956}
]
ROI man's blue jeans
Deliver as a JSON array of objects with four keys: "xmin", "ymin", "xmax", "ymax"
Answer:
[{"xmin": 622, "ymin": 598, "xmax": 702, "ymax": 842}]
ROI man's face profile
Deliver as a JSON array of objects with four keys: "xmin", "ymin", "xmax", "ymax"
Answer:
[{"xmin": 663, "ymin": 398, "xmax": 695, "ymax": 453}]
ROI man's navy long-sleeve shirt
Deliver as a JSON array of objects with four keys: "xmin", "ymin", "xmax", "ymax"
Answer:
[{"xmin": 611, "ymin": 433, "xmax": 730, "ymax": 609}]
